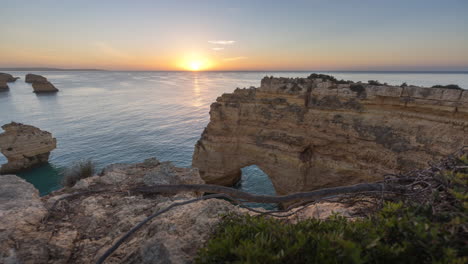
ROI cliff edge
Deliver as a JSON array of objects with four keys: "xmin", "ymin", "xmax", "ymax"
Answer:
[{"xmin": 193, "ymin": 74, "xmax": 468, "ymax": 195}]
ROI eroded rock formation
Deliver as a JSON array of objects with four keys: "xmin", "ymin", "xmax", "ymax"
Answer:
[
  {"xmin": 0, "ymin": 122, "xmax": 57, "ymax": 174},
  {"xmin": 193, "ymin": 75, "xmax": 468, "ymax": 195},
  {"xmin": 0, "ymin": 73, "xmax": 19, "ymax": 91},
  {"xmin": 25, "ymin": 73, "xmax": 59, "ymax": 93},
  {"xmin": 0, "ymin": 73, "xmax": 19, "ymax": 83},
  {"xmin": 0, "ymin": 158, "xmax": 352, "ymax": 263}
]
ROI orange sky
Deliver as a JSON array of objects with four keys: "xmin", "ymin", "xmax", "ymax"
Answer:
[{"xmin": 1, "ymin": 0, "xmax": 467, "ymax": 71}]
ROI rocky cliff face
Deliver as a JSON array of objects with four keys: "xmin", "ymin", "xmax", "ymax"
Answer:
[
  {"xmin": 193, "ymin": 75, "xmax": 468, "ymax": 195},
  {"xmin": 0, "ymin": 122, "xmax": 57, "ymax": 174}
]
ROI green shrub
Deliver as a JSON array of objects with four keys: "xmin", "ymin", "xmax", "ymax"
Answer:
[
  {"xmin": 197, "ymin": 156, "xmax": 468, "ymax": 264},
  {"xmin": 368, "ymin": 80, "xmax": 383, "ymax": 86},
  {"xmin": 196, "ymin": 202, "xmax": 467, "ymax": 264},
  {"xmin": 432, "ymin": 84, "xmax": 462, "ymax": 90},
  {"xmin": 61, "ymin": 159, "xmax": 96, "ymax": 187}
]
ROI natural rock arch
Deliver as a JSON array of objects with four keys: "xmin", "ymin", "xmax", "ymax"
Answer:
[{"xmin": 193, "ymin": 75, "xmax": 468, "ymax": 195}]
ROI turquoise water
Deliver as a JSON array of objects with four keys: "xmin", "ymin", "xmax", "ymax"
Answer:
[{"xmin": 1, "ymin": 71, "xmax": 467, "ymax": 198}]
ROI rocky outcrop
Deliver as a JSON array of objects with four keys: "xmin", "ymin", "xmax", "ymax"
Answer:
[
  {"xmin": 193, "ymin": 75, "xmax": 468, "ymax": 195},
  {"xmin": 0, "ymin": 81, "xmax": 7, "ymax": 91},
  {"xmin": 0, "ymin": 159, "xmax": 234, "ymax": 263},
  {"xmin": 0, "ymin": 73, "xmax": 19, "ymax": 83},
  {"xmin": 0, "ymin": 122, "xmax": 57, "ymax": 174},
  {"xmin": 0, "ymin": 157, "xmax": 352, "ymax": 263},
  {"xmin": 25, "ymin": 73, "xmax": 59, "ymax": 93},
  {"xmin": 0, "ymin": 73, "xmax": 19, "ymax": 91},
  {"xmin": 25, "ymin": 73, "xmax": 47, "ymax": 83}
]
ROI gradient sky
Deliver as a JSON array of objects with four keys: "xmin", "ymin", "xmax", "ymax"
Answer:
[{"xmin": 1, "ymin": 0, "xmax": 467, "ymax": 71}]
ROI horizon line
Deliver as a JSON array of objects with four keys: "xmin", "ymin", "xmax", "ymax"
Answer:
[{"xmin": 1, "ymin": 67, "xmax": 467, "ymax": 74}]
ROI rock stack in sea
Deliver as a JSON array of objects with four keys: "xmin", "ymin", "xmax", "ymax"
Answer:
[
  {"xmin": 0, "ymin": 72, "xmax": 20, "ymax": 91},
  {"xmin": 25, "ymin": 73, "xmax": 59, "ymax": 93},
  {"xmin": 193, "ymin": 74, "xmax": 468, "ymax": 195},
  {"xmin": 0, "ymin": 122, "xmax": 57, "ymax": 174}
]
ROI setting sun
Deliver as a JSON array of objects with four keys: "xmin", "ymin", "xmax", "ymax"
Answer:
[
  {"xmin": 177, "ymin": 54, "xmax": 214, "ymax": 71},
  {"xmin": 189, "ymin": 61, "xmax": 202, "ymax": 71}
]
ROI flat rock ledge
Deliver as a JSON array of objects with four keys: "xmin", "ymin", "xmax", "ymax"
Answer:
[
  {"xmin": 0, "ymin": 122, "xmax": 57, "ymax": 174},
  {"xmin": 0, "ymin": 159, "xmax": 351, "ymax": 264},
  {"xmin": 25, "ymin": 73, "xmax": 59, "ymax": 93}
]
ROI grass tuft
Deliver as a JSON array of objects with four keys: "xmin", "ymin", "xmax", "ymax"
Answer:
[{"xmin": 61, "ymin": 159, "xmax": 96, "ymax": 187}]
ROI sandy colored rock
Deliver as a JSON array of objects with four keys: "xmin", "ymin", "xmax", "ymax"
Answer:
[
  {"xmin": 193, "ymin": 75, "xmax": 468, "ymax": 195},
  {"xmin": 0, "ymin": 175, "xmax": 49, "ymax": 263},
  {"xmin": 25, "ymin": 73, "xmax": 48, "ymax": 83},
  {"xmin": 0, "ymin": 157, "xmax": 365, "ymax": 263},
  {"xmin": 0, "ymin": 73, "xmax": 19, "ymax": 83},
  {"xmin": 25, "ymin": 73, "xmax": 59, "ymax": 93},
  {"xmin": 32, "ymin": 81, "xmax": 59, "ymax": 93},
  {"xmin": 0, "ymin": 159, "xmax": 238, "ymax": 263},
  {"xmin": 0, "ymin": 81, "xmax": 8, "ymax": 91},
  {"xmin": 0, "ymin": 122, "xmax": 57, "ymax": 174},
  {"xmin": 0, "ymin": 73, "xmax": 19, "ymax": 91}
]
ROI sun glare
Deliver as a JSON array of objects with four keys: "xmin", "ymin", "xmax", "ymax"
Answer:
[
  {"xmin": 178, "ymin": 55, "xmax": 213, "ymax": 71},
  {"xmin": 190, "ymin": 61, "xmax": 202, "ymax": 71}
]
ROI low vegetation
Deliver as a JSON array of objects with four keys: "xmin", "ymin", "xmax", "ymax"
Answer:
[
  {"xmin": 197, "ymin": 152, "xmax": 468, "ymax": 263},
  {"xmin": 61, "ymin": 159, "xmax": 96, "ymax": 187},
  {"xmin": 307, "ymin": 73, "xmax": 353, "ymax": 84},
  {"xmin": 432, "ymin": 84, "xmax": 462, "ymax": 90}
]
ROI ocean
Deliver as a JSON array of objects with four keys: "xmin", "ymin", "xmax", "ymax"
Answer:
[{"xmin": 1, "ymin": 71, "xmax": 467, "ymax": 200}]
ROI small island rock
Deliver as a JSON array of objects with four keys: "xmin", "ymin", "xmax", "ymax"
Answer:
[
  {"xmin": 25, "ymin": 73, "xmax": 59, "ymax": 93},
  {"xmin": 0, "ymin": 122, "xmax": 57, "ymax": 174},
  {"xmin": 0, "ymin": 72, "xmax": 20, "ymax": 82},
  {"xmin": 0, "ymin": 73, "xmax": 20, "ymax": 91},
  {"xmin": 0, "ymin": 81, "xmax": 8, "ymax": 91}
]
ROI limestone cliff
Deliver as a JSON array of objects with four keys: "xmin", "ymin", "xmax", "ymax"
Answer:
[
  {"xmin": 0, "ymin": 122, "xmax": 57, "ymax": 174},
  {"xmin": 0, "ymin": 158, "xmax": 347, "ymax": 263},
  {"xmin": 192, "ymin": 75, "xmax": 468, "ymax": 195}
]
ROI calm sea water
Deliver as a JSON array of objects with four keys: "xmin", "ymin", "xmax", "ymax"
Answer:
[{"xmin": 1, "ymin": 71, "xmax": 467, "ymax": 200}]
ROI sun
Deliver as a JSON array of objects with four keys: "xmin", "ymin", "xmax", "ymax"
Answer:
[
  {"xmin": 178, "ymin": 56, "xmax": 213, "ymax": 71},
  {"xmin": 189, "ymin": 61, "xmax": 202, "ymax": 71}
]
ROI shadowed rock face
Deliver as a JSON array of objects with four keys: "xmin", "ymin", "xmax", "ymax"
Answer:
[
  {"xmin": 25, "ymin": 73, "xmax": 59, "ymax": 93},
  {"xmin": 0, "ymin": 122, "xmax": 57, "ymax": 174},
  {"xmin": 192, "ymin": 75, "xmax": 468, "ymax": 195}
]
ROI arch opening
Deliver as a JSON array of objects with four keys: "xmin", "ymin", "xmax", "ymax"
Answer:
[{"xmin": 235, "ymin": 164, "xmax": 277, "ymax": 209}]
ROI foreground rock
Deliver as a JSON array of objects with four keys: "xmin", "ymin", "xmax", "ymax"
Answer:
[
  {"xmin": 0, "ymin": 160, "xmax": 234, "ymax": 263},
  {"xmin": 193, "ymin": 75, "xmax": 468, "ymax": 195},
  {"xmin": 0, "ymin": 158, "xmax": 350, "ymax": 263},
  {"xmin": 0, "ymin": 122, "xmax": 57, "ymax": 174},
  {"xmin": 25, "ymin": 73, "xmax": 59, "ymax": 93},
  {"xmin": 0, "ymin": 73, "xmax": 19, "ymax": 91}
]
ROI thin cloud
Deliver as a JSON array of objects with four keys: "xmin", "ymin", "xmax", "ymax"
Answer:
[
  {"xmin": 223, "ymin": 56, "xmax": 248, "ymax": 61},
  {"xmin": 208, "ymin": 40, "xmax": 236, "ymax": 45},
  {"xmin": 212, "ymin": 47, "xmax": 224, "ymax": 51}
]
